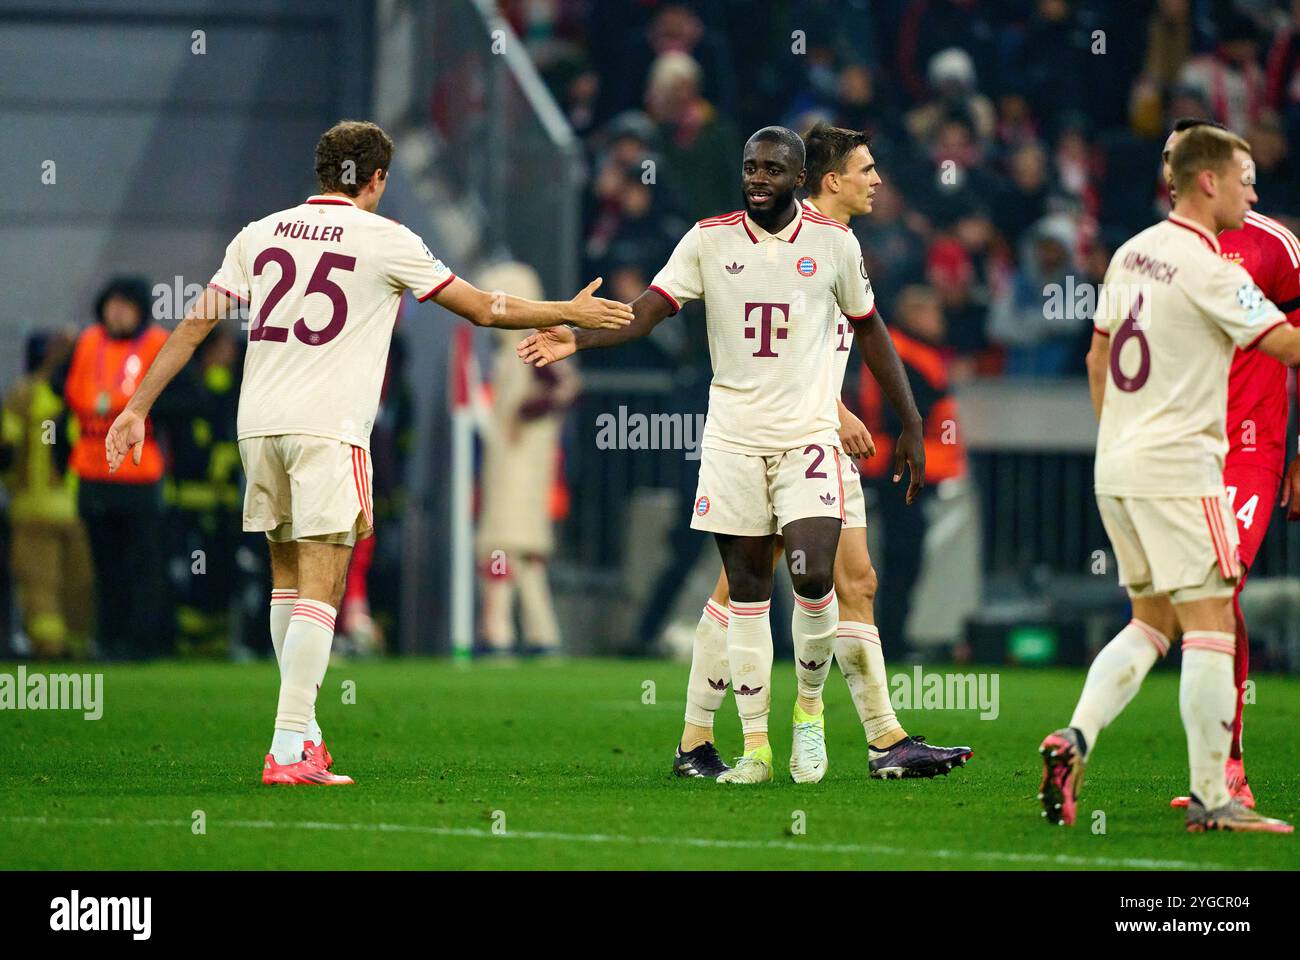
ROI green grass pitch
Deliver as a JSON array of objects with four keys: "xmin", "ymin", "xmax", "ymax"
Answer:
[{"xmin": 1, "ymin": 658, "xmax": 1298, "ymax": 870}]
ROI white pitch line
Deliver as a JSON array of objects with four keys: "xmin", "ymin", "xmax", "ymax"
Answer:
[{"xmin": 0, "ymin": 815, "xmax": 1249, "ymax": 871}]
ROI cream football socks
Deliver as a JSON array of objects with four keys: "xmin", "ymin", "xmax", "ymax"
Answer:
[
  {"xmin": 270, "ymin": 589, "xmax": 323, "ymax": 747},
  {"xmin": 727, "ymin": 599, "xmax": 773, "ymax": 749},
  {"xmin": 792, "ymin": 588, "xmax": 837, "ymax": 715},
  {"xmin": 270, "ymin": 599, "xmax": 336, "ymax": 764},
  {"xmin": 835, "ymin": 621, "xmax": 905, "ymax": 745},
  {"xmin": 1068, "ymin": 618, "xmax": 1168, "ymax": 753},
  {"xmin": 682, "ymin": 600, "xmax": 730, "ymax": 750},
  {"xmin": 1180, "ymin": 632, "xmax": 1237, "ymax": 811}
]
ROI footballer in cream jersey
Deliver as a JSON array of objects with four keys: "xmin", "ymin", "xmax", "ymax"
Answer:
[
  {"xmin": 518, "ymin": 125, "xmax": 926, "ymax": 782},
  {"xmin": 1041, "ymin": 124, "xmax": 1300, "ymax": 834},
  {"xmin": 209, "ymin": 195, "xmax": 455, "ymax": 451},
  {"xmin": 1093, "ymin": 213, "xmax": 1286, "ymax": 499},
  {"xmin": 104, "ymin": 120, "xmax": 632, "ymax": 788},
  {"xmin": 648, "ymin": 198, "xmax": 874, "ymax": 458}
]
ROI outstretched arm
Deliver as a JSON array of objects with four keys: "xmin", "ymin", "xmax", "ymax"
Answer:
[
  {"xmin": 851, "ymin": 310, "xmax": 925, "ymax": 503},
  {"xmin": 433, "ymin": 276, "xmax": 633, "ymax": 330},
  {"xmin": 575, "ymin": 288, "xmax": 676, "ymax": 350},
  {"xmin": 1086, "ymin": 330, "xmax": 1109, "ymax": 419},
  {"xmin": 106, "ymin": 287, "xmax": 230, "ymax": 472},
  {"xmin": 516, "ymin": 288, "xmax": 677, "ymax": 367}
]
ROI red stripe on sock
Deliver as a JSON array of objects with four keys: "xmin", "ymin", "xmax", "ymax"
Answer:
[
  {"xmin": 704, "ymin": 602, "xmax": 729, "ymax": 627},
  {"xmin": 293, "ymin": 604, "xmax": 336, "ymax": 631},
  {"xmin": 838, "ymin": 627, "xmax": 879, "ymax": 644},
  {"xmin": 1129, "ymin": 618, "xmax": 1168, "ymax": 656},
  {"xmin": 1182, "ymin": 632, "xmax": 1235, "ymax": 656},
  {"xmin": 1183, "ymin": 641, "xmax": 1235, "ymax": 656},
  {"xmin": 795, "ymin": 591, "xmax": 835, "ymax": 612}
]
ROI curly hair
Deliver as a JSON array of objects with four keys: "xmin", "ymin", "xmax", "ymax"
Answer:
[{"xmin": 314, "ymin": 120, "xmax": 394, "ymax": 196}]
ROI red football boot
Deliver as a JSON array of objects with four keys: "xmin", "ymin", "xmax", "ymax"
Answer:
[
  {"xmin": 262, "ymin": 751, "xmax": 353, "ymax": 786},
  {"xmin": 1038, "ymin": 728, "xmax": 1086, "ymax": 826},
  {"xmin": 1224, "ymin": 757, "xmax": 1255, "ymax": 808},
  {"xmin": 304, "ymin": 740, "xmax": 333, "ymax": 770},
  {"xmin": 1170, "ymin": 756, "xmax": 1254, "ymax": 809}
]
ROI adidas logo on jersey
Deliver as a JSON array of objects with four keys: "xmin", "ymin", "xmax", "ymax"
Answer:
[{"xmin": 725, "ymin": 261, "xmax": 744, "ymax": 274}]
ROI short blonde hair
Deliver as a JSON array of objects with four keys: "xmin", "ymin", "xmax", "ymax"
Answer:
[
  {"xmin": 1169, "ymin": 125, "xmax": 1252, "ymax": 198},
  {"xmin": 647, "ymin": 52, "xmax": 701, "ymax": 96}
]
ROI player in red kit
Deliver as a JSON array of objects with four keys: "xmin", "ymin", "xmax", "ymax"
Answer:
[{"xmin": 1163, "ymin": 119, "xmax": 1300, "ymax": 810}]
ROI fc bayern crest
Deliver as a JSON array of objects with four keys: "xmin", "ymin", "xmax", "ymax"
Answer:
[
  {"xmin": 796, "ymin": 256, "xmax": 817, "ymax": 276},
  {"xmin": 695, "ymin": 495, "xmax": 711, "ymax": 516}
]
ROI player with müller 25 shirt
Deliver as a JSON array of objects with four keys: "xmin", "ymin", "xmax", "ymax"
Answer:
[
  {"xmin": 102, "ymin": 121, "xmax": 633, "ymax": 788},
  {"xmin": 517, "ymin": 126, "xmax": 925, "ymax": 784}
]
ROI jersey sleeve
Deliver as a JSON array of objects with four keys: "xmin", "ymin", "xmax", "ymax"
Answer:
[
  {"xmin": 207, "ymin": 227, "xmax": 251, "ymax": 304},
  {"xmin": 648, "ymin": 225, "xmax": 703, "ymax": 314},
  {"xmin": 1092, "ymin": 263, "xmax": 1121, "ymax": 336},
  {"xmin": 388, "ymin": 225, "xmax": 456, "ymax": 300},
  {"xmin": 834, "ymin": 229, "xmax": 875, "ymax": 322},
  {"xmin": 1198, "ymin": 256, "xmax": 1288, "ymax": 350},
  {"xmin": 1260, "ymin": 225, "xmax": 1300, "ymax": 323}
]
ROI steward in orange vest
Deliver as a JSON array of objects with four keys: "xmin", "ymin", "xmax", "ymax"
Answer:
[{"xmin": 65, "ymin": 277, "xmax": 174, "ymax": 660}]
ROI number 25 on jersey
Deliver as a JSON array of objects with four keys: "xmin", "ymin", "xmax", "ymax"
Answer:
[{"xmin": 249, "ymin": 248, "xmax": 357, "ymax": 346}]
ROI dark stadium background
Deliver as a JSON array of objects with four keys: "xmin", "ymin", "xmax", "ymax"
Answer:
[{"xmin": 3, "ymin": 0, "xmax": 1300, "ymax": 675}]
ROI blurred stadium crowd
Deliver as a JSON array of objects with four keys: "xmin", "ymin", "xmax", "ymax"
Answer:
[
  {"xmin": 507, "ymin": 0, "xmax": 1300, "ymax": 379},
  {"xmin": 0, "ymin": 280, "xmax": 417, "ymax": 661},
  {"xmin": 7, "ymin": 0, "xmax": 1300, "ymax": 661}
]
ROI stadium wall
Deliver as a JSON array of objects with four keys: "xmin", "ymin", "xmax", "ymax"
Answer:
[{"xmin": 0, "ymin": 0, "xmax": 373, "ymax": 384}]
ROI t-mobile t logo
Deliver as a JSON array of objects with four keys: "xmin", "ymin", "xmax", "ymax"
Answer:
[{"xmin": 743, "ymin": 302, "xmax": 789, "ymax": 357}]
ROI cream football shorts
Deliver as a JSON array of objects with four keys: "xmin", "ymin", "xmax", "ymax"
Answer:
[
  {"xmin": 691, "ymin": 444, "xmax": 847, "ymax": 536},
  {"xmin": 240, "ymin": 435, "xmax": 374, "ymax": 546},
  {"xmin": 1096, "ymin": 493, "xmax": 1239, "ymax": 603},
  {"xmin": 842, "ymin": 455, "xmax": 866, "ymax": 530}
]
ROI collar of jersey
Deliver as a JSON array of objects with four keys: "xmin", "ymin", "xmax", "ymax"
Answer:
[
  {"xmin": 306, "ymin": 194, "xmax": 357, "ymax": 207},
  {"xmin": 1166, "ymin": 212, "xmax": 1221, "ymax": 254},
  {"xmin": 743, "ymin": 202, "xmax": 803, "ymax": 244}
]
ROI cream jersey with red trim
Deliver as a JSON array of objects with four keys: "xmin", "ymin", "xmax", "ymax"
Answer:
[
  {"xmin": 650, "ymin": 202, "xmax": 875, "ymax": 455},
  {"xmin": 1094, "ymin": 213, "xmax": 1286, "ymax": 498},
  {"xmin": 209, "ymin": 195, "xmax": 454, "ymax": 450},
  {"xmin": 802, "ymin": 198, "xmax": 866, "ymax": 394}
]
